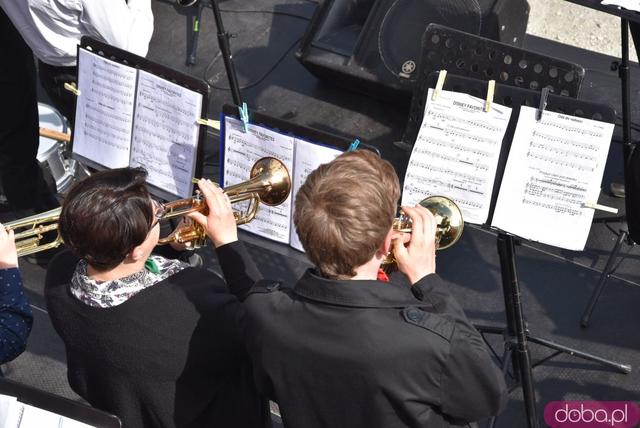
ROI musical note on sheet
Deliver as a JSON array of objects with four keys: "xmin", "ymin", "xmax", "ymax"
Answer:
[
  {"xmin": 289, "ymin": 139, "xmax": 342, "ymax": 252},
  {"xmin": 402, "ymin": 88, "xmax": 512, "ymax": 224},
  {"xmin": 73, "ymin": 49, "xmax": 136, "ymax": 169},
  {"xmin": 223, "ymin": 116, "xmax": 295, "ymax": 243},
  {"xmin": 129, "ymin": 70, "xmax": 202, "ymax": 198},
  {"xmin": 491, "ymin": 106, "xmax": 614, "ymax": 251}
]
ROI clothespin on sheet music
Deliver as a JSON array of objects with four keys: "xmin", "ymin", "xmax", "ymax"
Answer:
[
  {"xmin": 348, "ymin": 138, "xmax": 360, "ymax": 151},
  {"xmin": 536, "ymin": 87, "xmax": 550, "ymax": 121},
  {"xmin": 239, "ymin": 102, "xmax": 249, "ymax": 133},
  {"xmin": 583, "ymin": 202, "xmax": 619, "ymax": 214},
  {"xmin": 432, "ymin": 70, "xmax": 447, "ymax": 101},
  {"xmin": 484, "ymin": 80, "xmax": 496, "ymax": 112},
  {"xmin": 64, "ymin": 82, "xmax": 80, "ymax": 96},
  {"xmin": 196, "ymin": 118, "xmax": 220, "ymax": 130}
]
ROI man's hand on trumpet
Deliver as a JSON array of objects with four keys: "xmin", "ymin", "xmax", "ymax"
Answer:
[
  {"xmin": 188, "ymin": 179, "xmax": 238, "ymax": 248},
  {"xmin": 0, "ymin": 224, "xmax": 18, "ymax": 269},
  {"xmin": 392, "ymin": 204, "xmax": 437, "ymax": 285}
]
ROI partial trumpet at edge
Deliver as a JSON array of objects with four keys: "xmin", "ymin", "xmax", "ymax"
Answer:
[{"xmin": 5, "ymin": 208, "xmax": 63, "ymax": 257}]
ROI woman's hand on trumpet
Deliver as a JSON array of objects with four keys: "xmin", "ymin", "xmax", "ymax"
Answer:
[
  {"xmin": 187, "ymin": 179, "xmax": 238, "ymax": 248},
  {"xmin": 392, "ymin": 204, "xmax": 437, "ymax": 285},
  {"xmin": 0, "ymin": 224, "xmax": 18, "ymax": 269}
]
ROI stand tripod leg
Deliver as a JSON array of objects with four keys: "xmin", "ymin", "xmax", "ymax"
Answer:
[
  {"xmin": 497, "ymin": 234, "xmax": 539, "ymax": 428},
  {"xmin": 580, "ymin": 230, "xmax": 627, "ymax": 328},
  {"xmin": 488, "ymin": 345, "xmax": 514, "ymax": 428},
  {"xmin": 526, "ymin": 335, "xmax": 631, "ymax": 374}
]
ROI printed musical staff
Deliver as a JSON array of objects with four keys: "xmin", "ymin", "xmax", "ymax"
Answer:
[
  {"xmin": 224, "ymin": 116, "xmax": 294, "ymax": 244},
  {"xmin": 491, "ymin": 105, "xmax": 614, "ymax": 251},
  {"xmin": 73, "ymin": 49, "xmax": 136, "ymax": 169},
  {"xmin": 73, "ymin": 50, "xmax": 203, "ymax": 198},
  {"xmin": 402, "ymin": 88, "xmax": 511, "ymax": 225},
  {"xmin": 130, "ymin": 70, "xmax": 202, "ymax": 198}
]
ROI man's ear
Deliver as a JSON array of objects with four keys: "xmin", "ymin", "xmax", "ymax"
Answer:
[{"xmin": 377, "ymin": 228, "xmax": 395, "ymax": 258}]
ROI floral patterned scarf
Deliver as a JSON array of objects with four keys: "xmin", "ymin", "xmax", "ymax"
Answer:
[{"xmin": 70, "ymin": 255, "xmax": 189, "ymax": 308}]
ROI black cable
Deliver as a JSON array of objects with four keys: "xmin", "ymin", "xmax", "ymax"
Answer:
[
  {"xmin": 199, "ymin": 8, "xmax": 310, "ymax": 90},
  {"xmin": 204, "ymin": 35, "xmax": 303, "ymax": 90},
  {"xmin": 219, "ymin": 9, "xmax": 313, "ymax": 21}
]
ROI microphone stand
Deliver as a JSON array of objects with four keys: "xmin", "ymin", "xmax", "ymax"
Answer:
[{"xmin": 209, "ymin": 0, "xmax": 243, "ymax": 105}]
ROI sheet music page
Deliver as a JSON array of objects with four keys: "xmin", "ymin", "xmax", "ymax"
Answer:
[
  {"xmin": 17, "ymin": 404, "xmax": 62, "ymax": 427},
  {"xmin": 491, "ymin": 106, "xmax": 614, "ymax": 250},
  {"xmin": 289, "ymin": 139, "xmax": 342, "ymax": 252},
  {"xmin": 223, "ymin": 116, "xmax": 295, "ymax": 243},
  {"xmin": 74, "ymin": 49, "xmax": 136, "ymax": 169},
  {"xmin": 130, "ymin": 70, "xmax": 202, "ymax": 198},
  {"xmin": 601, "ymin": 0, "xmax": 640, "ymax": 13},
  {"xmin": 0, "ymin": 394, "xmax": 20, "ymax": 428},
  {"xmin": 60, "ymin": 418, "xmax": 95, "ymax": 428},
  {"xmin": 402, "ymin": 88, "xmax": 511, "ymax": 225}
]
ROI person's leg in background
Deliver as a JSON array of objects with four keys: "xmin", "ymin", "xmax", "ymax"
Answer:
[
  {"xmin": 37, "ymin": 61, "xmax": 77, "ymax": 128},
  {"xmin": 0, "ymin": 7, "xmax": 59, "ymax": 215}
]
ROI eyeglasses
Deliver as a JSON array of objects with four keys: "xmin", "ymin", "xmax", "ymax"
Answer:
[{"xmin": 150, "ymin": 199, "xmax": 167, "ymax": 230}]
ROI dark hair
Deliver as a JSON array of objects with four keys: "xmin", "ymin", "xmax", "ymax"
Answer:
[
  {"xmin": 59, "ymin": 167, "xmax": 153, "ymax": 271},
  {"xmin": 293, "ymin": 150, "xmax": 400, "ymax": 279}
]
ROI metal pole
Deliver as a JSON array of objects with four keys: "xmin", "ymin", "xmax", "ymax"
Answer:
[
  {"xmin": 497, "ymin": 234, "xmax": 539, "ymax": 428},
  {"xmin": 210, "ymin": 0, "xmax": 242, "ymax": 105}
]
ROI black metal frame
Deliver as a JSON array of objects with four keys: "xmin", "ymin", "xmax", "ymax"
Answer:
[
  {"xmin": 560, "ymin": 1, "xmax": 640, "ymax": 328},
  {"xmin": 407, "ymin": 69, "xmax": 631, "ymax": 428},
  {"xmin": 73, "ymin": 37, "xmax": 209, "ymax": 202},
  {"xmin": 209, "ymin": 0, "xmax": 242, "ymax": 105}
]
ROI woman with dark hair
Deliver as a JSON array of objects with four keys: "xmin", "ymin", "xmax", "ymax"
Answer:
[{"xmin": 44, "ymin": 167, "xmax": 269, "ymax": 428}]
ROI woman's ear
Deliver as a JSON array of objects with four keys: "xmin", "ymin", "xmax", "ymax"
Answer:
[{"xmin": 128, "ymin": 245, "xmax": 145, "ymax": 262}]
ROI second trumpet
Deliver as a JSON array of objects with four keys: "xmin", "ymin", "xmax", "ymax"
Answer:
[{"xmin": 158, "ymin": 157, "xmax": 291, "ymax": 248}]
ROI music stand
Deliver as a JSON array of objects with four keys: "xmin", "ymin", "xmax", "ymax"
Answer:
[
  {"xmin": 0, "ymin": 377, "xmax": 121, "ymax": 427},
  {"xmin": 404, "ymin": 70, "xmax": 632, "ymax": 428}
]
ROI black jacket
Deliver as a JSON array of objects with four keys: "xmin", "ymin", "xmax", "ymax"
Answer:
[
  {"xmin": 231, "ymin": 266, "xmax": 508, "ymax": 428},
  {"xmin": 45, "ymin": 245, "xmax": 269, "ymax": 428}
]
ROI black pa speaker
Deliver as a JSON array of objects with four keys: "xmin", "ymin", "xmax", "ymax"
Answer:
[{"xmin": 296, "ymin": 0, "xmax": 530, "ymax": 100}]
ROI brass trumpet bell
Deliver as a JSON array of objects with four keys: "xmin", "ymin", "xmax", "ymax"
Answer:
[
  {"xmin": 5, "ymin": 208, "xmax": 63, "ymax": 257},
  {"xmin": 383, "ymin": 195, "xmax": 464, "ymax": 271},
  {"xmin": 158, "ymin": 156, "xmax": 291, "ymax": 248}
]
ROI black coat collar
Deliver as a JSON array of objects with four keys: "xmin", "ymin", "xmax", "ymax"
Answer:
[{"xmin": 292, "ymin": 269, "xmax": 426, "ymax": 308}]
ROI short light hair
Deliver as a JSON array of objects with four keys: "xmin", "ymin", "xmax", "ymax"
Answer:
[{"xmin": 294, "ymin": 150, "xmax": 400, "ymax": 279}]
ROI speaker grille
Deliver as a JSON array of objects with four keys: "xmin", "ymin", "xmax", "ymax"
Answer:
[{"xmin": 378, "ymin": 0, "xmax": 482, "ymax": 79}]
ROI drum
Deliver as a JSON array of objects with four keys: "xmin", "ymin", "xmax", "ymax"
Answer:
[{"xmin": 38, "ymin": 102, "xmax": 76, "ymax": 193}]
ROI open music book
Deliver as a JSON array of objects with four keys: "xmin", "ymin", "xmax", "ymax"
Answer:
[
  {"xmin": 221, "ymin": 115, "xmax": 343, "ymax": 251},
  {"xmin": 402, "ymin": 88, "xmax": 614, "ymax": 251},
  {"xmin": 72, "ymin": 45, "xmax": 206, "ymax": 200}
]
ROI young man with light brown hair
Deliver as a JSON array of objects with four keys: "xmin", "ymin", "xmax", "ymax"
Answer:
[{"xmin": 193, "ymin": 149, "xmax": 508, "ymax": 428}]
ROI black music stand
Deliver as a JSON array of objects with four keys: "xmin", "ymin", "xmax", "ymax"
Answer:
[
  {"xmin": 404, "ymin": 70, "xmax": 632, "ymax": 428},
  {"xmin": 557, "ymin": 2, "xmax": 640, "ymax": 326},
  {"xmin": 0, "ymin": 377, "xmax": 121, "ymax": 427}
]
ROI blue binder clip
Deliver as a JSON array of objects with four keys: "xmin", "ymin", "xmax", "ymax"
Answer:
[
  {"xmin": 348, "ymin": 138, "xmax": 360, "ymax": 151},
  {"xmin": 239, "ymin": 102, "xmax": 249, "ymax": 133}
]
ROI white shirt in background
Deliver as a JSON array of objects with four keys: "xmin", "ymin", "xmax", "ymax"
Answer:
[{"xmin": 0, "ymin": 0, "xmax": 153, "ymax": 67}]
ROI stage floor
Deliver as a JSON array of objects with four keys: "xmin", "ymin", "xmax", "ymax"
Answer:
[{"xmin": 4, "ymin": 0, "xmax": 640, "ymax": 426}]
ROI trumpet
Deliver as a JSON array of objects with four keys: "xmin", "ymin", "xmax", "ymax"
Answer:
[
  {"xmin": 5, "ymin": 208, "xmax": 63, "ymax": 257},
  {"xmin": 381, "ymin": 195, "xmax": 464, "ymax": 271},
  {"xmin": 157, "ymin": 156, "xmax": 291, "ymax": 248},
  {"xmin": 6, "ymin": 157, "xmax": 290, "ymax": 256}
]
